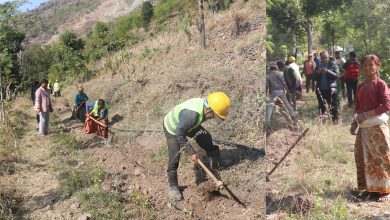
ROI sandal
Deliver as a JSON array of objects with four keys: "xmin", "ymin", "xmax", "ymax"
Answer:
[{"xmin": 378, "ymin": 193, "xmax": 390, "ymax": 202}]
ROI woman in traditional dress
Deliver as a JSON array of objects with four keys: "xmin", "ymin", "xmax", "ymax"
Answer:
[{"xmin": 350, "ymin": 54, "xmax": 390, "ymax": 202}]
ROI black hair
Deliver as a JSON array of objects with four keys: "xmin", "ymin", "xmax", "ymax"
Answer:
[
  {"xmin": 276, "ymin": 60, "xmax": 285, "ymax": 70},
  {"xmin": 97, "ymin": 99, "xmax": 105, "ymax": 106},
  {"xmin": 40, "ymin": 79, "xmax": 48, "ymax": 84}
]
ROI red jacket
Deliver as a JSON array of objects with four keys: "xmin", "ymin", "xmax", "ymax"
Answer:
[{"xmin": 342, "ymin": 57, "xmax": 360, "ymax": 79}]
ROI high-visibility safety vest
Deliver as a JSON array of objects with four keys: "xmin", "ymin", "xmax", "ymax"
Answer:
[
  {"xmin": 53, "ymin": 83, "xmax": 60, "ymax": 92},
  {"xmin": 164, "ymin": 98, "xmax": 205, "ymax": 135},
  {"xmin": 92, "ymin": 101, "xmax": 109, "ymax": 120}
]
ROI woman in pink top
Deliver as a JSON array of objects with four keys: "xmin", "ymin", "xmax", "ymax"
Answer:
[
  {"xmin": 35, "ymin": 79, "xmax": 53, "ymax": 135},
  {"xmin": 350, "ymin": 54, "xmax": 390, "ymax": 202}
]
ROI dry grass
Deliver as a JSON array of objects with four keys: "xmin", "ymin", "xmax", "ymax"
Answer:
[{"xmin": 267, "ymin": 93, "xmax": 375, "ymax": 219}]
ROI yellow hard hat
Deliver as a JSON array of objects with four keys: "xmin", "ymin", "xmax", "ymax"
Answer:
[
  {"xmin": 288, "ymin": 56, "xmax": 296, "ymax": 62},
  {"xmin": 207, "ymin": 92, "xmax": 231, "ymax": 120}
]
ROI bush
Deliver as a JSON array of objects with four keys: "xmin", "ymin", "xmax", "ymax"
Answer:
[{"xmin": 141, "ymin": 1, "xmax": 154, "ymax": 29}]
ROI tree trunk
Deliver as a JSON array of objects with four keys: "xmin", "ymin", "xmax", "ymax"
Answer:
[
  {"xmin": 306, "ymin": 17, "xmax": 313, "ymax": 56},
  {"xmin": 198, "ymin": 0, "xmax": 206, "ymax": 49}
]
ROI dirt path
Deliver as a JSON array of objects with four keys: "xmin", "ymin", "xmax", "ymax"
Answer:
[{"xmin": 0, "ymin": 97, "xmax": 83, "ymax": 219}]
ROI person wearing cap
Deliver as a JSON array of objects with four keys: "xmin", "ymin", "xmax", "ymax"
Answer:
[
  {"xmin": 84, "ymin": 99, "xmax": 109, "ymax": 138},
  {"xmin": 335, "ymin": 51, "xmax": 347, "ymax": 99},
  {"xmin": 74, "ymin": 85, "xmax": 89, "ymax": 121},
  {"xmin": 313, "ymin": 50, "xmax": 340, "ymax": 124},
  {"xmin": 314, "ymin": 53, "xmax": 320, "ymax": 70},
  {"xmin": 163, "ymin": 92, "xmax": 233, "ymax": 201},
  {"xmin": 342, "ymin": 51, "xmax": 360, "ymax": 107},
  {"xmin": 266, "ymin": 62, "xmax": 296, "ymax": 124},
  {"xmin": 302, "ymin": 54, "xmax": 316, "ymax": 93},
  {"xmin": 53, "ymin": 79, "xmax": 61, "ymax": 97},
  {"xmin": 287, "ymin": 56, "xmax": 303, "ymax": 99}
]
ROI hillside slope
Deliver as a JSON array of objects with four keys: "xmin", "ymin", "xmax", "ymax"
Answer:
[
  {"xmin": 2, "ymin": 0, "xmax": 266, "ymax": 219},
  {"xmin": 22, "ymin": 0, "xmax": 145, "ymax": 45}
]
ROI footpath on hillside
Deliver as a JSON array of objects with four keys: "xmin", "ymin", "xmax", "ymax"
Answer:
[{"xmin": 1, "ymin": 90, "xmax": 264, "ymax": 219}]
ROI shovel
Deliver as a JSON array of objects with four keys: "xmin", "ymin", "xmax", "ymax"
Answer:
[{"xmin": 196, "ymin": 159, "xmax": 246, "ymax": 208}]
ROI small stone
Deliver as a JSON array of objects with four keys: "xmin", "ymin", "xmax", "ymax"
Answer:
[
  {"xmin": 134, "ymin": 183, "xmax": 141, "ymax": 190},
  {"xmin": 142, "ymin": 188, "xmax": 148, "ymax": 195},
  {"xmin": 71, "ymin": 202, "xmax": 80, "ymax": 209},
  {"xmin": 78, "ymin": 213, "xmax": 91, "ymax": 220},
  {"xmin": 122, "ymin": 165, "xmax": 126, "ymax": 170},
  {"xmin": 102, "ymin": 157, "xmax": 107, "ymax": 162},
  {"xmin": 134, "ymin": 168, "xmax": 141, "ymax": 176}
]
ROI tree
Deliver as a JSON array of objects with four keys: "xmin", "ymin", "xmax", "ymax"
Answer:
[
  {"xmin": 50, "ymin": 31, "xmax": 85, "ymax": 82},
  {"xmin": 141, "ymin": 1, "xmax": 154, "ymax": 29}
]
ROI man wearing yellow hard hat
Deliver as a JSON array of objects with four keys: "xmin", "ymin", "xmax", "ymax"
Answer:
[{"xmin": 163, "ymin": 92, "xmax": 232, "ymax": 201}]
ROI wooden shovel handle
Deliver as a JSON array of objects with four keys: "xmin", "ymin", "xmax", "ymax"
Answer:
[
  {"xmin": 86, "ymin": 114, "xmax": 107, "ymax": 128},
  {"xmin": 197, "ymin": 159, "xmax": 224, "ymax": 189}
]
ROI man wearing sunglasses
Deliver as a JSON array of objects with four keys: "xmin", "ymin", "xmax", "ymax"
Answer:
[{"xmin": 163, "ymin": 92, "xmax": 232, "ymax": 201}]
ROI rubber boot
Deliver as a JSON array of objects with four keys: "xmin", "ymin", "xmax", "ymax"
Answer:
[
  {"xmin": 167, "ymin": 171, "xmax": 183, "ymax": 201},
  {"xmin": 207, "ymin": 150, "xmax": 233, "ymax": 170}
]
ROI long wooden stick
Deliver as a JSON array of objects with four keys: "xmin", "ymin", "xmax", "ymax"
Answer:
[
  {"xmin": 86, "ymin": 114, "xmax": 107, "ymax": 128},
  {"xmin": 197, "ymin": 159, "xmax": 224, "ymax": 189},
  {"xmin": 266, "ymin": 128, "xmax": 309, "ymax": 182}
]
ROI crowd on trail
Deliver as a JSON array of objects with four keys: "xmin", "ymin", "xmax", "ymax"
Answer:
[
  {"xmin": 31, "ymin": 79, "xmax": 234, "ymax": 202},
  {"xmin": 266, "ymin": 50, "xmax": 362, "ymax": 125},
  {"xmin": 267, "ymin": 51, "xmax": 390, "ymax": 202}
]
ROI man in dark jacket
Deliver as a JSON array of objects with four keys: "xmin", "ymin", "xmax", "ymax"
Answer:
[
  {"xmin": 281, "ymin": 60, "xmax": 299, "ymax": 111},
  {"xmin": 313, "ymin": 50, "xmax": 340, "ymax": 124},
  {"xmin": 342, "ymin": 51, "xmax": 360, "ymax": 107}
]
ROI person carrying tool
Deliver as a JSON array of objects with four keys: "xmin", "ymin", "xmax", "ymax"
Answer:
[
  {"xmin": 84, "ymin": 99, "xmax": 109, "ymax": 138},
  {"xmin": 163, "ymin": 92, "xmax": 233, "ymax": 201},
  {"xmin": 286, "ymin": 56, "xmax": 303, "ymax": 100},
  {"xmin": 266, "ymin": 62, "xmax": 296, "ymax": 125},
  {"xmin": 313, "ymin": 50, "xmax": 340, "ymax": 124},
  {"xmin": 74, "ymin": 85, "xmax": 89, "ymax": 121},
  {"xmin": 53, "ymin": 79, "xmax": 61, "ymax": 97}
]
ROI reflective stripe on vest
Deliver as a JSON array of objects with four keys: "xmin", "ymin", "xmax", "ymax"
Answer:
[
  {"xmin": 164, "ymin": 98, "xmax": 205, "ymax": 135},
  {"xmin": 92, "ymin": 101, "xmax": 109, "ymax": 120}
]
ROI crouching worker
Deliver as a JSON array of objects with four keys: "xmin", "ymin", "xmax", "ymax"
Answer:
[
  {"xmin": 74, "ymin": 86, "xmax": 89, "ymax": 121},
  {"xmin": 84, "ymin": 99, "xmax": 109, "ymax": 138},
  {"xmin": 163, "ymin": 92, "xmax": 233, "ymax": 201}
]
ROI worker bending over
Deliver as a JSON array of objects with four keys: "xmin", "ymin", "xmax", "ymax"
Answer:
[
  {"xmin": 163, "ymin": 92, "xmax": 233, "ymax": 201},
  {"xmin": 84, "ymin": 99, "xmax": 109, "ymax": 138}
]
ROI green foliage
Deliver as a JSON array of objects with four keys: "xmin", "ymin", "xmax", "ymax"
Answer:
[
  {"xmin": 21, "ymin": 45, "xmax": 54, "ymax": 87},
  {"xmin": 179, "ymin": 13, "xmax": 194, "ymax": 42},
  {"xmin": 208, "ymin": 0, "xmax": 234, "ymax": 12},
  {"xmin": 153, "ymin": 0, "xmax": 196, "ymax": 27},
  {"xmin": 141, "ymin": 1, "xmax": 154, "ymax": 29},
  {"xmin": 49, "ymin": 31, "xmax": 86, "ymax": 81},
  {"xmin": 267, "ymin": 0, "xmax": 306, "ymax": 44},
  {"xmin": 78, "ymin": 189, "xmax": 126, "ymax": 220},
  {"xmin": 150, "ymin": 143, "xmax": 168, "ymax": 163},
  {"xmin": 0, "ymin": 1, "xmax": 25, "ymax": 98}
]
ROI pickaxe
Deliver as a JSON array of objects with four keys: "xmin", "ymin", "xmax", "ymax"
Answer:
[{"xmin": 196, "ymin": 159, "xmax": 246, "ymax": 208}]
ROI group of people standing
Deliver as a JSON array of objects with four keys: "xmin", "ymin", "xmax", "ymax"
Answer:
[
  {"xmin": 31, "ymin": 80, "xmax": 109, "ymax": 138},
  {"xmin": 267, "ymin": 51, "xmax": 390, "ymax": 202},
  {"xmin": 267, "ymin": 50, "xmax": 361, "ymax": 125}
]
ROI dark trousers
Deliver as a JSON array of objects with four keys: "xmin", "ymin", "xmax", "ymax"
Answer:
[
  {"xmin": 305, "ymin": 74, "xmax": 315, "ymax": 93},
  {"xmin": 345, "ymin": 78, "xmax": 358, "ymax": 105},
  {"xmin": 316, "ymin": 89, "xmax": 339, "ymax": 123},
  {"xmin": 163, "ymin": 124, "xmax": 218, "ymax": 173}
]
